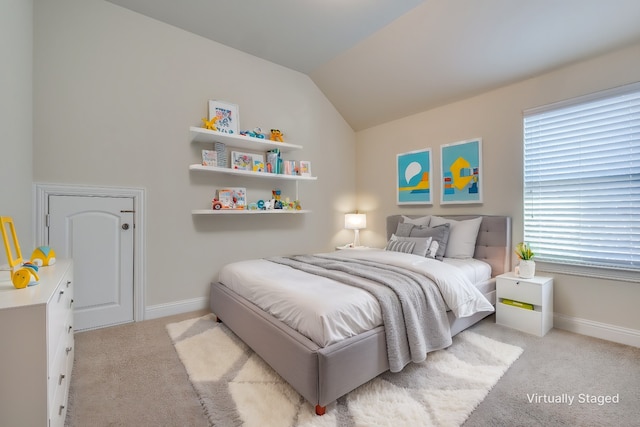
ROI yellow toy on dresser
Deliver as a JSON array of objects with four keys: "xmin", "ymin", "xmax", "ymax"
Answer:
[
  {"xmin": 1, "ymin": 216, "xmax": 40, "ymax": 289},
  {"xmin": 31, "ymin": 245, "xmax": 56, "ymax": 266}
]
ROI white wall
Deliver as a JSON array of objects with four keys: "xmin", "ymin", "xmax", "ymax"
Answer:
[
  {"xmin": 33, "ymin": 0, "xmax": 357, "ymax": 311},
  {"xmin": 356, "ymin": 42, "xmax": 640, "ymax": 342},
  {"xmin": 16, "ymin": 0, "xmax": 640, "ymax": 344},
  {"xmin": 0, "ymin": 0, "xmax": 33, "ymax": 267}
]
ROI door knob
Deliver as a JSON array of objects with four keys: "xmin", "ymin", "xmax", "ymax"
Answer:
[{"xmin": 122, "ymin": 223, "xmax": 130, "ymax": 230}]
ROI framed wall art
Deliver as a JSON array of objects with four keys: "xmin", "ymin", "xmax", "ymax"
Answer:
[
  {"xmin": 397, "ymin": 148, "xmax": 432, "ymax": 205},
  {"xmin": 440, "ymin": 138, "xmax": 482, "ymax": 204},
  {"xmin": 208, "ymin": 100, "xmax": 239, "ymax": 134}
]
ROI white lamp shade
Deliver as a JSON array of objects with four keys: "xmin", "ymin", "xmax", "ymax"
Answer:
[{"xmin": 344, "ymin": 213, "xmax": 366, "ymax": 230}]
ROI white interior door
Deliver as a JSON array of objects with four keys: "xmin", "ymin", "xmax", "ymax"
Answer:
[{"xmin": 48, "ymin": 195, "xmax": 134, "ymax": 331}]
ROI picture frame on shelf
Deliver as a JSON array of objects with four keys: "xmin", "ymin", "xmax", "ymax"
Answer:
[
  {"xmin": 231, "ymin": 151, "xmax": 254, "ymax": 171},
  {"xmin": 208, "ymin": 100, "xmax": 239, "ymax": 134},
  {"xmin": 299, "ymin": 160, "xmax": 312, "ymax": 176},
  {"xmin": 252, "ymin": 154, "xmax": 265, "ymax": 172},
  {"xmin": 440, "ymin": 138, "xmax": 483, "ymax": 204},
  {"xmin": 397, "ymin": 148, "xmax": 432, "ymax": 205},
  {"xmin": 216, "ymin": 187, "xmax": 247, "ymax": 209}
]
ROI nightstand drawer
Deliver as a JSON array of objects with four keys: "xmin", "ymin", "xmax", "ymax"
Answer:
[
  {"xmin": 497, "ymin": 278, "xmax": 544, "ymax": 306},
  {"xmin": 496, "ymin": 302, "xmax": 543, "ymax": 336}
]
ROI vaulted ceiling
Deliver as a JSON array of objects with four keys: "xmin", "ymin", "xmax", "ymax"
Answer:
[{"xmin": 106, "ymin": 0, "xmax": 640, "ymax": 131}]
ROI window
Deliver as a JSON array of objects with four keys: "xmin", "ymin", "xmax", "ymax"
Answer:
[{"xmin": 523, "ymin": 82, "xmax": 640, "ymax": 274}]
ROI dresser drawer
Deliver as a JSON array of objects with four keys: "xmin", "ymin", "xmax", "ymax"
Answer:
[
  {"xmin": 49, "ymin": 333, "xmax": 74, "ymax": 427},
  {"xmin": 48, "ymin": 326, "xmax": 72, "ymax": 405},
  {"xmin": 47, "ymin": 273, "xmax": 73, "ymax": 365}
]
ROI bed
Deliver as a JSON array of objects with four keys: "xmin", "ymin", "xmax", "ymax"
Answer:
[{"xmin": 210, "ymin": 214, "xmax": 511, "ymax": 415}]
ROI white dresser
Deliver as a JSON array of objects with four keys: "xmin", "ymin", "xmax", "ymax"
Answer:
[{"xmin": 0, "ymin": 259, "xmax": 74, "ymax": 427}]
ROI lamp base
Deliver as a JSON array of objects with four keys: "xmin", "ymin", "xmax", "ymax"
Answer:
[{"xmin": 352, "ymin": 229, "xmax": 361, "ymax": 247}]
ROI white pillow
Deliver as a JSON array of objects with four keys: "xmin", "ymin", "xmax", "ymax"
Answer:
[
  {"xmin": 429, "ymin": 216, "xmax": 482, "ymax": 258},
  {"xmin": 401, "ymin": 215, "xmax": 431, "ymax": 227}
]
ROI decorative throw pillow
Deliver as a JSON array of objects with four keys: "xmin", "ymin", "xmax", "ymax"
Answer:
[
  {"xmin": 395, "ymin": 222, "xmax": 414, "ymax": 237},
  {"xmin": 385, "ymin": 239, "xmax": 416, "ymax": 254},
  {"xmin": 388, "ymin": 234, "xmax": 432, "ymax": 257},
  {"xmin": 426, "ymin": 240, "xmax": 439, "ymax": 259},
  {"xmin": 408, "ymin": 224, "xmax": 450, "ymax": 260},
  {"xmin": 429, "ymin": 216, "xmax": 482, "ymax": 259},
  {"xmin": 401, "ymin": 215, "xmax": 431, "ymax": 227}
]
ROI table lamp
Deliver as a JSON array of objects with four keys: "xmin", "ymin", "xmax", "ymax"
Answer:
[{"xmin": 344, "ymin": 213, "xmax": 366, "ymax": 247}]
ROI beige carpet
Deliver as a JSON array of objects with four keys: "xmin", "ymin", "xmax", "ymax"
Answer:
[
  {"xmin": 65, "ymin": 311, "xmax": 640, "ymax": 426},
  {"xmin": 167, "ymin": 314, "xmax": 523, "ymax": 426}
]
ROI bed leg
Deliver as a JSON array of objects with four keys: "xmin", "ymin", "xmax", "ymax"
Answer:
[{"xmin": 315, "ymin": 405, "xmax": 326, "ymax": 416}]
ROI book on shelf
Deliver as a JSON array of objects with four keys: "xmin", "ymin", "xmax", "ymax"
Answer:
[
  {"xmin": 215, "ymin": 142, "xmax": 227, "ymax": 167},
  {"xmin": 501, "ymin": 298, "xmax": 534, "ymax": 310},
  {"xmin": 266, "ymin": 149, "xmax": 280, "ymax": 174},
  {"xmin": 202, "ymin": 150, "xmax": 217, "ymax": 166}
]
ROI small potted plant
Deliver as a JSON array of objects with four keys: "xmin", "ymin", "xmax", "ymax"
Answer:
[{"xmin": 514, "ymin": 242, "xmax": 535, "ymax": 278}]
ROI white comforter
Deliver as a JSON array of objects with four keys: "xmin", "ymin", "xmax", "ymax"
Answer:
[{"xmin": 218, "ymin": 249, "xmax": 494, "ymax": 347}]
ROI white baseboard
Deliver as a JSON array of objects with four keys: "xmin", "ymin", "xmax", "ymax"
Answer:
[
  {"xmin": 554, "ymin": 313, "xmax": 640, "ymax": 348},
  {"xmin": 145, "ymin": 297, "xmax": 209, "ymax": 320}
]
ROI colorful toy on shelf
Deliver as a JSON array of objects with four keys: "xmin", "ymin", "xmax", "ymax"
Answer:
[
  {"xmin": 31, "ymin": 246, "xmax": 56, "ymax": 267},
  {"xmin": 271, "ymin": 189, "xmax": 282, "ymax": 209},
  {"xmin": 201, "ymin": 116, "xmax": 218, "ymax": 131},
  {"xmin": 270, "ymin": 129, "xmax": 284, "ymax": 142},
  {"xmin": 1, "ymin": 216, "xmax": 40, "ymax": 289},
  {"xmin": 239, "ymin": 127, "xmax": 266, "ymax": 139}
]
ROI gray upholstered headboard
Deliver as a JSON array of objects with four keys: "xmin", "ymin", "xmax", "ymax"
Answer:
[{"xmin": 386, "ymin": 215, "xmax": 512, "ymax": 277}]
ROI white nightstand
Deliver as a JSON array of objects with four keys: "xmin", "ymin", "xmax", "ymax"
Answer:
[{"xmin": 496, "ymin": 272, "xmax": 553, "ymax": 337}]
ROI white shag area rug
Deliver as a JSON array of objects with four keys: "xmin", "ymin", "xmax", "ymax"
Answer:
[{"xmin": 167, "ymin": 314, "xmax": 523, "ymax": 427}]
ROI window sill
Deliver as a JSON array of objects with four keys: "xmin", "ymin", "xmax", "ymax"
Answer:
[{"xmin": 536, "ymin": 261, "xmax": 640, "ymax": 284}]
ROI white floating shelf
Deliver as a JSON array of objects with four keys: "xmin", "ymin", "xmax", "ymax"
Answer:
[
  {"xmin": 189, "ymin": 164, "xmax": 317, "ymax": 181},
  {"xmin": 190, "ymin": 127, "xmax": 303, "ymax": 152},
  {"xmin": 192, "ymin": 209, "xmax": 311, "ymax": 215}
]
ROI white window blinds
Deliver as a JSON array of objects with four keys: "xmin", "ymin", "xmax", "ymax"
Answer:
[{"xmin": 523, "ymin": 82, "xmax": 640, "ymax": 271}]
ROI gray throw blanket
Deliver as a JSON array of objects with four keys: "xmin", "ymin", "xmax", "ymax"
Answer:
[{"xmin": 268, "ymin": 254, "xmax": 452, "ymax": 372}]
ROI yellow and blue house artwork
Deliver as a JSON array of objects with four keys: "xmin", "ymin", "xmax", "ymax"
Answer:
[
  {"xmin": 397, "ymin": 148, "xmax": 432, "ymax": 205},
  {"xmin": 440, "ymin": 138, "xmax": 483, "ymax": 204}
]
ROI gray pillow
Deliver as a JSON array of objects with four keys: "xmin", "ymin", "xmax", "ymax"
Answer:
[
  {"xmin": 395, "ymin": 222, "xmax": 414, "ymax": 237},
  {"xmin": 401, "ymin": 215, "xmax": 431, "ymax": 227},
  {"xmin": 408, "ymin": 223, "xmax": 450, "ymax": 260}
]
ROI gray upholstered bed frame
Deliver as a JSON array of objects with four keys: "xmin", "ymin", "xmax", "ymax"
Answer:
[{"xmin": 210, "ymin": 215, "xmax": 511, "ymax": 415}]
